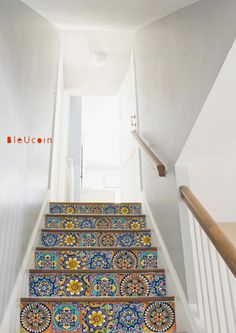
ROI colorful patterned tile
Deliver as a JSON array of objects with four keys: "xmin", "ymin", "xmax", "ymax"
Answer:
[
  {"xmin": 29, "ymin": 273, "xmax": 90, "ymax": 297},
  {"xmin": 20, "ymin": 300, "xmax": 176, "ymax": 332},
  {"xmin": 41, "ymin": 231, "xmax": 152, "ymax": 248},
  {"xmin": 20, "ymin": 302, "xmax": 53, "ymax": 333},
  {"xmin": 20, "ymin": 198, "xmax": 178, "ymax": 333},
  {"xmin": 91, "ymin": 274, "xmax": 118, "ymax": 297},
  {"xmin": 82, "ymin": 303, "xmax": 115, "ymax": 332},
  {"xmin": 52, "ymin": 303, "xmax": 81, "ymax": 332},
  {"xmin": 113, "ymin": 302, "xmax": 144, "ymax": 333},
  {"xmin": 118, "ymin": 273, "xmax": 166, "ymax": 297},
  {"xmin": 29, "ymin": 272, "xmax": 166, "ymax": 298},
  {"xmin": 86, "ymin": 251, "xmax": 113, "ymax": 270},
  {"xmin": 143, "ymin": 301, "xmax": 176, "ymax": 332},
  {"xmin": 29, "ymin": 275, "xmax": 58, "ymax": 297},
  {"xmin": 149, "ymin": 274, "xmax": 166, "ymax": 297},
  {"xmin": 112, "ymin": 250, "xmax": 138, "ymax": 270},
  {"xmin": 45, "ymin": 215, "xmax": 146, "ymax": 230},
  {"xmin": 35, "ymin": 248, "xmax": 158, "ymax": 270},
  {"xmin": 140, "ymin": 251, "xmax": 158, "ymax": 269},
  {"xmin": 49, "ymin": 202, "xmax": 142, "ymax": 215},
  {"xmin": 36, "ymin": 252, "xmax": 59, "ymax": 270}
]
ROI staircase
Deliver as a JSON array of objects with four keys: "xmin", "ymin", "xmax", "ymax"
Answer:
[{"xmin": 20, "ymin": 202, "xmax": 177, "ymax": 332}]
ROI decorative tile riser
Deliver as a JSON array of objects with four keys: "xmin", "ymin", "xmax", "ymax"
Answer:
[
  {"xmin": 35, "ymin": 249, "xmax": 158, "ymax": 270},
  {"xmin": 45, "ymin": 215, "xmax": 146, "ymax": 230},
  {"xmin": 20, "ymin": 300, "xmax": 176, "ymax": 332},
  {"xmin": 41, "ymin": 231, "xmax": 151, "ymax": 248},
  {"xmin": 29, "ymin": 272, "xmax": 166, "ymax": 297},
  {"xmin": 49, "ymin": 203, "xmax": 141, "ymax": 215}
]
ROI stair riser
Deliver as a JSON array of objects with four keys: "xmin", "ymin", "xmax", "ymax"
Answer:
[
  {"xmin": 41, "ymin": 231, "xmax": 151, "ymax": 248},
  {"xmin": 49, "ymin": 203, "xmax": 141, "ymax": 215},
  {"xmin": 35, "ymin": 249, "xmax": 158, "ymax": 270},
  {"xmin": 20, "ymin": 300, "xmax": 176, "ymax": 332},
  {"xmin": 29, "ymin": 272, "xmax": 166, "ymax": 297},
  {"xmin": 45, "ymin": 215, "xmax": 146, "ymax": 230}
]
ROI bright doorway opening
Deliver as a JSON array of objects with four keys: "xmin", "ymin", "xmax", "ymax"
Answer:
[{"xmin": 80, "ymin": 96, "xmax": 121, "ymax": 202}]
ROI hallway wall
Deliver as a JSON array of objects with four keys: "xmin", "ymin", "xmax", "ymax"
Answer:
[
  {"xmin": 118, "ymin": 61, "xmax": 141, "ymax": 202},
  {"xmin": 67, "ymin": 97, "xmax": 82, "ymax": 200},
  {"xmin": 177, "ymin": 40, "xmax": 236, "ymax": 222},
  {"xmin": 0, "ymin": 0, "xmax": 59, "ymax": 321},
  {"xmin": 133, "ymin": 0, "xmax": 236, "ymax": 292}
]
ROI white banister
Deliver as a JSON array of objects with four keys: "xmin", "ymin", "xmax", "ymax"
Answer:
[
  {"xmin": 179, "ymin": 186, "xmax": 236, "ymax": 333},
  {"xmin": 187, "ymin": 214, "xmax": 236, "ymax": 333}
]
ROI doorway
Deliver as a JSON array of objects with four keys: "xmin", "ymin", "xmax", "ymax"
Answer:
[{"xmin": 80, "ymin": 96, "xmax": 121, "ymax": 202}]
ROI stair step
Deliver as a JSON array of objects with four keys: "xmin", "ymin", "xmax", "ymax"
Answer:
[
  {"xmin": 45, "ymin": 214, "xmax": 146, "ymax": 230},
  {"xmin": 30, "ymin": 268, "xmax": 165, "ymax": 273},
  {"xmin": 29, "ymin": 270, "xmax": 166, "ymax": 297},
  {"xmin": 49, "ymin": 202, "xmax": 142, "ymax": 215},
  {"xmin": 35, "ymin": 247, "xmax": 158, "ymax": 270},
  {"xmin": 20, "ymin": 297, "xmax": 176, "ymax": 333},
  {"xmin": 41, "ymin": 229, "xmax": 152, "ymax": 248}
]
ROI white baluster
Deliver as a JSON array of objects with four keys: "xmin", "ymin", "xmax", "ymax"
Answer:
[
  {"xmin": 194, "ymin": 221, "xmax": 212, "ymax": 333},
  {"xmin": 189, "ymin": 214, "xmax": 205, "ymax": 324},
  {"xmin": 217, "ymin": 253, "xmax": 235, "ymax": 333},
  {"xmin": 201, "ymin": 232, "xmax": 220, "ymax": 332},
  {"xmin": 227, "ymin": 269, "xmax": 236, "ymax": 322},
  {"xmin": 210, "ymin": 246, "xmax": 228, "ymax": 332}
]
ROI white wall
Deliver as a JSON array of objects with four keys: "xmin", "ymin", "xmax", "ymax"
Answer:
[
  {"xmin": 67, "ymin": 96, "xmax": 82, "ymax": 200},
  {"xmin": 0, "ymin": 0, "xmax": 59, "ymax": 321},
  {"xmin": 177, "ymin": 40, "xmax": 236, "ymax": 222},
  {"xmin": 133, "ymin": 0, "xmax": 236, "ymax": 291},
  {"xmin": 118, "ymin": 60, "xmax": 141, "ymax": 202},
  {"xmin": 175, "ymin": 41, "xmax": 236, "ymax": 307},
  {"xmin": 49, "ymin": 49, "xmax": 66, "ymax": 201}
]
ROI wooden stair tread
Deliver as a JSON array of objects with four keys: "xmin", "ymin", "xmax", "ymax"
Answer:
[
  {"xmin": 21, "ymin": 296, "xmax": 174, "ymax": 302},
  {"xmin": 41, "ymin": 228, "xmax": 151, "ymax": 233},
  {"xmin": 46, "ymin": 213, "xmax": 145, "ymax": 217},
  {"xmin": 29, "ymin": 268, "xmax": 165, "ymax": 274},
  {"xmin": 49, "ymin": 202, "xmax": 142, "ymax": 205},
  {"xmin": 36, "ymin": 246, "xmax": 158, "ymax": 251}
]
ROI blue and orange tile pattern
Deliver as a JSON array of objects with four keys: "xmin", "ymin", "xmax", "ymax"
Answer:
[
  {"xmin": 35, "ymin": 249, "xmax": 158, "ymax": 270},
  {"xmin": 41, "ymin": 230, "xmax": 152, "ymax": 248},
  {"xmin": 20, "ymin": 202, "xmax": 176, "ymax": 332},
  {"xmin": 29, "ymin": 271, "xmax": 166, "ymax": 297},
  {"xmin": 45, "ymin": 215, "xmax": 146, "ymax": 230}
]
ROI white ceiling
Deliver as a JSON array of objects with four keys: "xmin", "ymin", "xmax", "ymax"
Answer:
[
  {"xmin": 22, "ymin": 0, "xmax": 198, "ymax": 94},
  {"xmin": 22, "ymin": 0, "xmax": 198, "ymax": 31},
  {"xmin": 61, "ymin": 30, "xmax": 133, "ymax": 95}
]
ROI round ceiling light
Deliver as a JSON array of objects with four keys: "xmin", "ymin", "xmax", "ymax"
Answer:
[{"xmin": 91, "ymin": 51, "xmax": 107, "ymax": 66}]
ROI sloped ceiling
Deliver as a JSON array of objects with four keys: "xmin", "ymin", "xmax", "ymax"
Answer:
[{"xmin": 22, "ymin": 0, "xmax": 198, "ymax": 31}]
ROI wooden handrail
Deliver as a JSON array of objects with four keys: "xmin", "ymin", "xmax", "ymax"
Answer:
[
  {"xmin": 180, "ymin": 186, "xmax": 236, "ymax": 278},
  {"xmin": 131, "ymin": 130, "xmax": 166, "ymax": 177}
]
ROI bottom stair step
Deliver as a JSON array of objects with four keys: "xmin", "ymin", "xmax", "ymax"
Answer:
[{"xmin": 20, "ymin": 297, "xmax": 176, "ymax": 332}]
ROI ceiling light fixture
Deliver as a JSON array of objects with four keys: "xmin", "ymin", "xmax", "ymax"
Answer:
[{"xmin": 91, "ymin": 51, "xmax": 107, "ymax": 66}]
